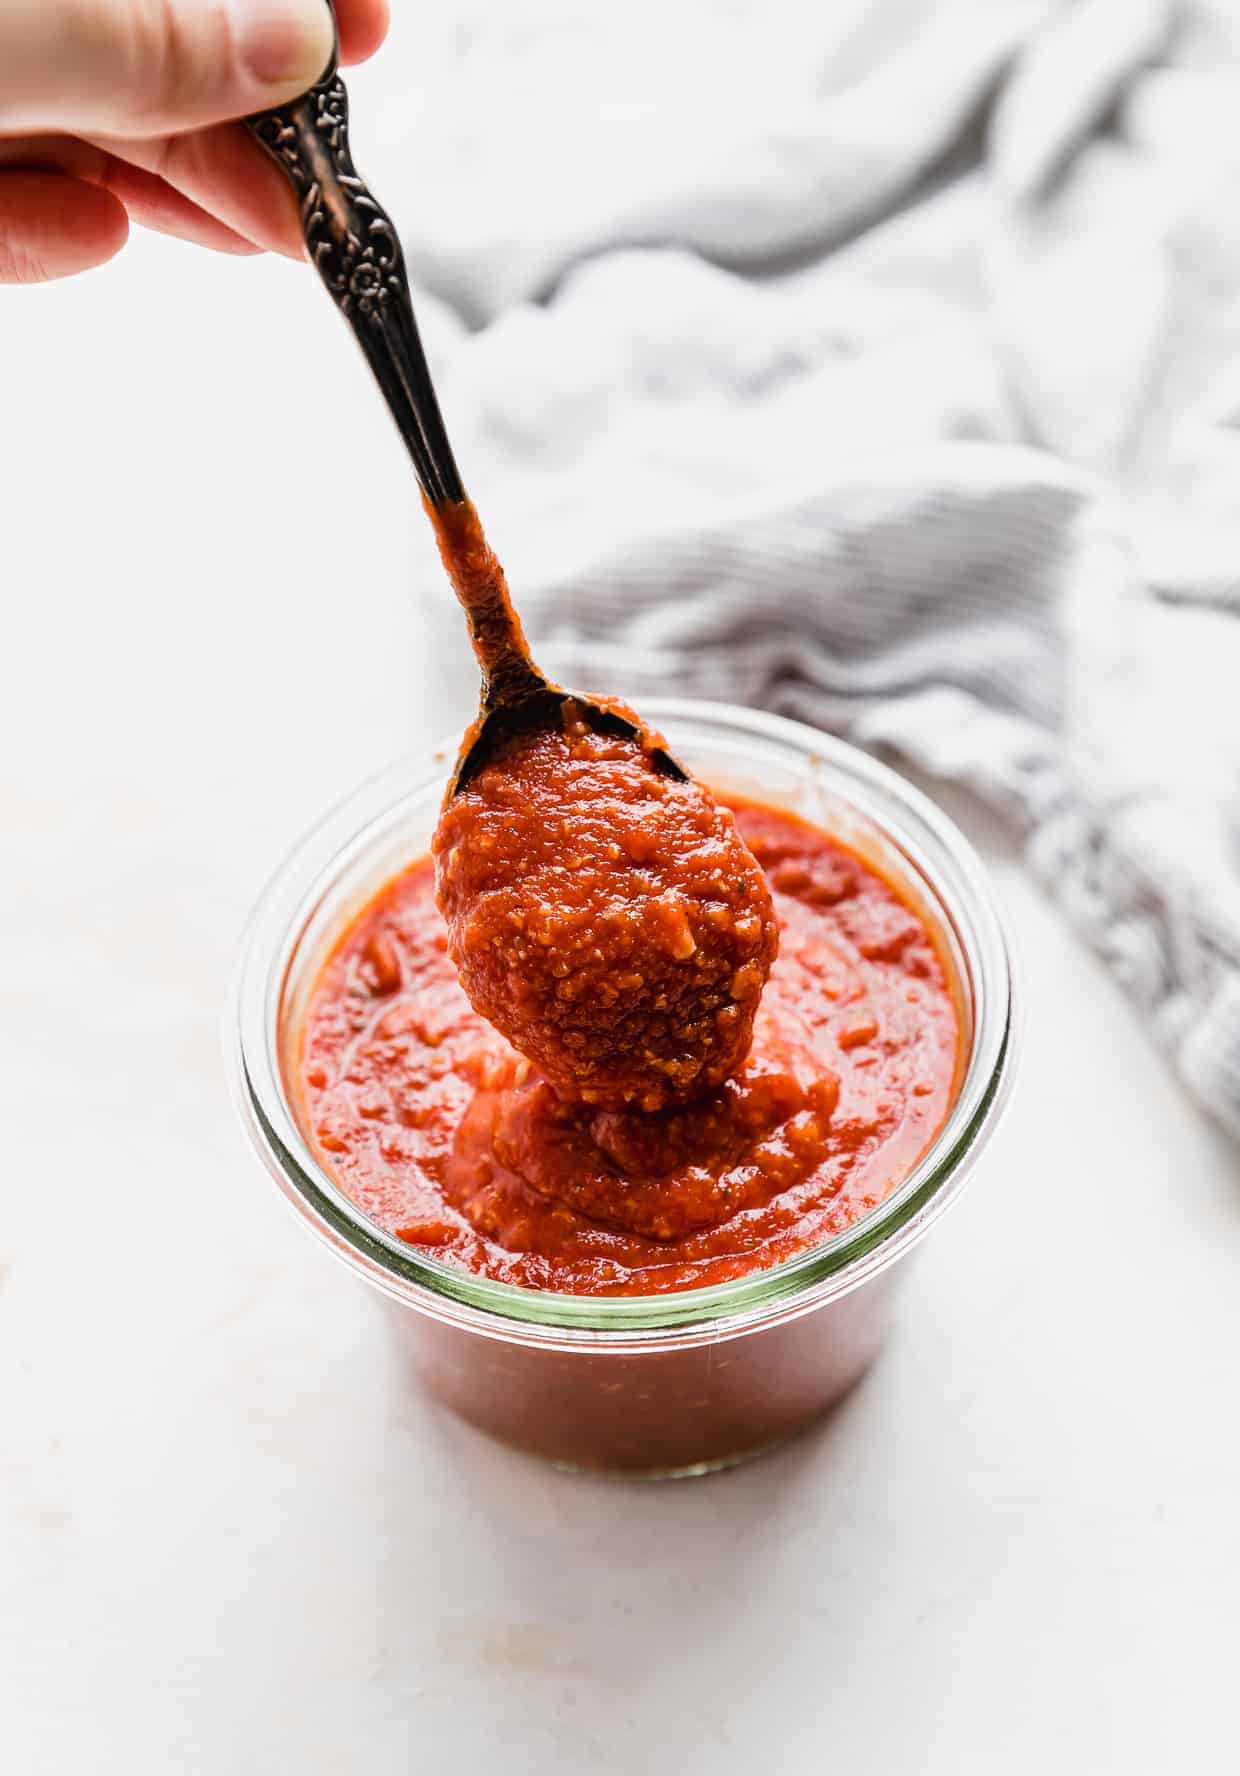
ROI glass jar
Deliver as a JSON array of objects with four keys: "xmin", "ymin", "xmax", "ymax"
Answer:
[{"xmin": 232, "ymin": 700, "xmax": 1016, "ymax": 1476}]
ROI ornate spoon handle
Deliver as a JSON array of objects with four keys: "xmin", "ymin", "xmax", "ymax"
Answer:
[{"xmin": 246, "ymin": 38, "xmax": 464, "ymax": 506}]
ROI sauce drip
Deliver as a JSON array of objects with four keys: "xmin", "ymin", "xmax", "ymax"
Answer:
[{"xmin": 427, "ymin": 497, "xmax": 542, "ymax": 714}]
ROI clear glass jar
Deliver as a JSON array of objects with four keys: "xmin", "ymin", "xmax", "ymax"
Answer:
[{"xmin": 231, "ymin": 700, "xmax": 1016, "ymax": 1475}]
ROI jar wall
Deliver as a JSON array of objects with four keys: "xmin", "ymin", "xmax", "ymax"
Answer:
[
  {"xmin": 235, "ymin": 700, "xmax": 1014, "ymax": 1478},
  {"xmin": 378, "ymin": 1260, "xmax": 906, "ymax": 1474}
]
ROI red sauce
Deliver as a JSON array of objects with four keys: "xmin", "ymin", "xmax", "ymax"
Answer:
[
  {"xmin": 299, "ymin": 799, "xmax": 961, "ymax": 1297},
  {"xmin": 427, "ymin": 497, "xmax": 777, "ymax": 1113},
  {"xmin": 434, "ymin": 707, "xmax": 779, "ymax": 1112}
]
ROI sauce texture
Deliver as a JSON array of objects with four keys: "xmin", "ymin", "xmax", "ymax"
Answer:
[
  {"xmin": 434, "ymin": 708, "xmax": 779, "ymax": 1111},
  {"xmin": 428, "ymin": 496, "xmax": 778, "ymax": 1112},
  {"xmin": 300, "ymin": 800, "xmax": 961, "ymax": 1297}
]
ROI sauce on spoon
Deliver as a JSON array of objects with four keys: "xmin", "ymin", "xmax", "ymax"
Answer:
[{"xmin": 428, "ymin": 498, "xmax": 778, "ymax": 1111}]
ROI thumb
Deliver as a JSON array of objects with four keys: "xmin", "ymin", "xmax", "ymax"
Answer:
[{"xmin": 0, "ymin": 0, "xmax": 336, "ymax": 137}]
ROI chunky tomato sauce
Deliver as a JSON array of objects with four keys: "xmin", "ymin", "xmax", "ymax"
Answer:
[
  {"xmin": 435, "ymin": 708, "xmax": 778, "ymax": 1112},
  {"xmin": 299, "ymin": 799, "xmax": 961, "ymax": 1297},
  {"xmin": 428, "ymin": 496, "xmax": 777, "ymax": 1114}
]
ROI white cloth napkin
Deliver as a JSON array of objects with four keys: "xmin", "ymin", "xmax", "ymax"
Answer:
[{"xmin": 376, "ymin": 0, "xmax": 1240, "ymax": 1136}]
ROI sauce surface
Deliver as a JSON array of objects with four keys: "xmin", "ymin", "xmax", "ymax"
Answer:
[
  {"xmin": 435, "ymin": 707, "xmax": 778, "ymax": 1111},
  {"xmin": 299, "ymin": 800, "xmax": 962, "ymax": 1297}
]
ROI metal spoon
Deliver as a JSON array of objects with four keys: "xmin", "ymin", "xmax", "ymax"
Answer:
[{"xmin": 246, "ymin": 22, "xmax": 684, "ymax": 793}]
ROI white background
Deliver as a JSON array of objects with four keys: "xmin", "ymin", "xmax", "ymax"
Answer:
[{"xmin": 3, "ymin": 53, "xmax": 1239, "ymax": 1776}]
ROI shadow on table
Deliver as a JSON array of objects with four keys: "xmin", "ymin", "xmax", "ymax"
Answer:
[{"xmin": 354, "ymin": 1323, "xmax": 954, "ymax": 1705}]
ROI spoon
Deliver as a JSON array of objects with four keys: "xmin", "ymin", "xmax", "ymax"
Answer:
[{"xmin": 246, "ymin": 20, "xmax": 684, "ymax": 793}]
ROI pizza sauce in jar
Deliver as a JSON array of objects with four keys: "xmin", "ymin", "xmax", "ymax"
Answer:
[{"xmin": 298, "ymin": 795, "xmax": 961, "ymax": 1297}]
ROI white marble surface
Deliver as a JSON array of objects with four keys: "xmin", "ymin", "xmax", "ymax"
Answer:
[{"xmin": 3, "ymin": 217, "xmax": 1239, "ymax": 1774}]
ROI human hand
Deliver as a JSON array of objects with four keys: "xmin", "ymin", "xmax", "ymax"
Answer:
[{"xmin": 0, "ymin": 0, "xmax": 388, "ymax": 282}]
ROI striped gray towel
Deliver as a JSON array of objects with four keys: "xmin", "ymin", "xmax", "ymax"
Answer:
[{"xmin": 384, "ymin": 0, "xmax": 1240, "ymax": 1134}]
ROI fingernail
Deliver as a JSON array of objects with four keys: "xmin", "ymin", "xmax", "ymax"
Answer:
[{"xmin": 235, "ymin": 0, "xmax": 334, "ymax": 89}]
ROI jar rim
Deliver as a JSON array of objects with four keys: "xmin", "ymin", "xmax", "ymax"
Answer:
[{"xmin": 230, "ymin": 698, "xmax": 1017, "ymax": 1348}]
